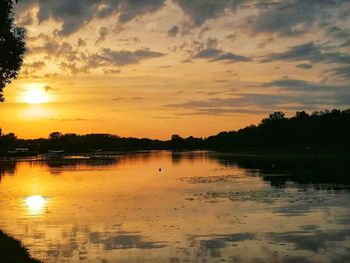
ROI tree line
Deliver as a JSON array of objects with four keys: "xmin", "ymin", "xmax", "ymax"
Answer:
[{"xmin": 1, "ymin": 109, "xmax": 349, "ymax": 154}]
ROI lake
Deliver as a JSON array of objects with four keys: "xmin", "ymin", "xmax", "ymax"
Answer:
[{"xmin": 0, "ymin": 151, "xmax": 350, "ymax": 263}]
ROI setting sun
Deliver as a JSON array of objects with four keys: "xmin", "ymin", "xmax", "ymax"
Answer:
[
  {"xmin": 24, "ymin": 195, "xmax": 48, "ymax": 215},
  {"xmin": 22, "ymin": 86, "xmax": 49, "ymax": 104}
]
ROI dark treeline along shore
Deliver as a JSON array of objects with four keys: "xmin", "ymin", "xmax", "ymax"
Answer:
[
  {"xmin": 0, "ymin": 230, "xmax": 42, "ymax": 263},
  {"xmin": 1, "ymin": 109, "xmax": 350, "ymax": 156}
]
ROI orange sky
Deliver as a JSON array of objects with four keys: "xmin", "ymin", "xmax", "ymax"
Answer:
[{"xmin": 0, "ymin": 0, "xmax": 349, "ymax": 139}]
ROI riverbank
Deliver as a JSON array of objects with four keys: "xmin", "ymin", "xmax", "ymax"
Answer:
[{"xmin": 0, "ymin": 230, "xmax": 42, "ymax": 263}]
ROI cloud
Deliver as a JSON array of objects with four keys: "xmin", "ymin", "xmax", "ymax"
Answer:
[
  {"xmin": 167, "ymin": 25, "xmax": 180, "ymax": 37},
  {"xmin": 249, "ymin": 0, "xmax": 350, "ymax": 36},
  {"xmin": 328, "ymin": 65, "xmax": 350, "ymax": 80},
  {"xmin": 206, "ymin": 38, "xmax": 218, "ymax": 49},
  {"xmin": 173, "ymin": 0, "xmax": 244, "ymax": 26},
  {"xmin": 29, "ymin": 40, "xmax": 80, "ymax": 61},
  {"xmin": 194, "ymin": 48, "xmax": 251, "ymax": 63},
  {"xmin": 262, "ymin": 79, "xmax": 318, "ymax": 90},
  {"xmin": 99, "ymin": 48, "xmax": 164, "ymax": 66},
  {"xmin": 77, "ymin": 38, "xmax": 86, "ymax": 47},
  {"xmin": 19, "ymin": 0, "xmax": 166, "ymax": 36},
  {"xmin": 27, "ymin": 61, "xmax": 46, "ymax": 69},
  {"xmin": 96, "ymin": 26, "xmax": 109, "ymax": 44},
  {"xmin": 325, "ymin": 25, "xmax": 350, "ymax": 47},
  {"xmin": 115, "ymin": 0, "xmax": 166, "ymax": 23},
  {"xmin": 60, "ymin": 62, "xmax": 84, "ymax": 75},
  {"xmin": 165, "ymin": 93, "xmax": 298, "ymax": 115},
  {"xmin": 18, "ymin": 0, "xmax": 350, "ymax": 40},
  {"xmin": 296, "ymin": 63, "xmax": 313, "ymax": 69},
  {"xmin": 165, "ymin": 78, "xmax": 350, "ymax": 115},
  {"xmin": 263, "ymin": 42, "xmax": 350, "ymax": 64},
  {"xmin": 167, "ymin": 94, "xmax": 292, "ymax": 109},
  {"xmin": 262, "ymin": 78, "xmax": 350, "ymax": 93},
  {"xmin": 28, "ymin": 37, "xmax": 164, "ymax": 72}
]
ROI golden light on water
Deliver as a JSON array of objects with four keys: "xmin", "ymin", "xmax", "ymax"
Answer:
[
  {"xmin": 22, "ymin": 85, "xmax": 49, "ymax": 104},
  {"xmin": 24, "ymin": 195, "xmax": 48, "ymax": 215}
]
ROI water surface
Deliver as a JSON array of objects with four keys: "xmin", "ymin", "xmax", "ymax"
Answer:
[{"xmin": 0, "ymin": 151, "xmax": 350, "ymax": 262}]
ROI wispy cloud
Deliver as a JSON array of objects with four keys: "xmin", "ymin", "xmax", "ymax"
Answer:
[{"xmin": 194, "ymin": 48, "xmax": 251, "ymax": 63}]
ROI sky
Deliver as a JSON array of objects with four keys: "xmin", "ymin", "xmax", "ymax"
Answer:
[{"xmin": 1, "ymin": 0, "xmax": 350, "ymax": 139}]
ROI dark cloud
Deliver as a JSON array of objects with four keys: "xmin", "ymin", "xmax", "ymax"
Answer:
[
  {"xmin": 167, "ymin": 94, "xmax": 292, "ymax": 109},
  {"xmin": 77, "ymin": 38, "xmax": 87, "ymax": 47},
  {"xmin": 263, "ymin": 42, "xmax": 350, "ymax": 64},
  {"xmin": 325, "ymin": 25, "xmax": 350, "ymax": 48},
  {"xmin": 17, "ymin": 0, "xmax": 350, "ymax": 40},
  {"xmin": 226, "ymin": 33, "xmax": 236, "ymax": 42},
  {"xmin": 166, "ymin": 80, "xmax": 350, "ymax": 115},
  {"xmin": 261, "ymin": 78, "xmax": 350, "ymax": 108},
  {"xmin": 338, "ymin": 39, "xmax": 350, "ymax": 48},
  {"xmin": 100, "ymin": 48, "xmax": 164, "ymax": 66},
  {"xmin": 194, "ymin": 48, "xmax": 251, "ymax": 63},
  {"xmin": 29, "ymin": 40, "xmax": 80, "ymax": 62},
  {"xmin": 178, "ymin": 108, "xmax": 272, "ymax": 115},
  {"xmin": 296, "ymin": 63, "xmax": 313, "ymax": 69},
  {"xmin": 328, "ymin": 65, "xmax": 350, "ymax": 80},
  {"xmin": 206, "ymin": 38, "xmax": 218, "ymax": 49},
  {"xmin": 167, "ymin": 25, "xmax": 180, "ymax": 37},
  {"xmin": 28, "ymin": 37, "xmax": 164, "ymax": 72},
  {"xmin": 18, "ymin": 0, "xmax": 166, "ymax": 36},
  {"xmin": 262, "ymin": 78, "xmax": 350, "ymax": 93},
  {"xmin": 173, "ymin": 0, "xmax": 244, "ymax": 26},
  {"xmin": 96, "ymin": 26, "xmax": 109, "ymax": 44},
  {"xmin": 262, "ymin": 78, "xmax": 318, "ymax": 91},
  {"xmin": 115, "ymin": 0, "xmax": 165, "ymax": 23},
  {"xmin": 250, "ymin": 0, "xmax": 350, "ymax": 36},
  {"xmin": 165, "ymin": 93, "xmax": 296, "ymax": 115}
]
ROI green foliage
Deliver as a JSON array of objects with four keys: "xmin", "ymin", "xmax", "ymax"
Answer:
[{"xmin": 0, "ymin": 0, "xmax": 26, "ymax": 102}]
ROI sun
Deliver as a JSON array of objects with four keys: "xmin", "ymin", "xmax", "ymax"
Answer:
[
  {"xmin": 22, "ymin": 85, "xmax": 49, "ymax": 104},
  {"xmin": 24, "ymin": 195, "xmax": 48, "ymax": 215}
]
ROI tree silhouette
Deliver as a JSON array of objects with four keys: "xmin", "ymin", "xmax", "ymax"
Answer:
[
  {"xmin": 0, "ymin": 0, "xmax": 26, "ymax": 102},
  {"xmin": 1, "ymin": 109, "xmax": 350, "ymax": 154}
]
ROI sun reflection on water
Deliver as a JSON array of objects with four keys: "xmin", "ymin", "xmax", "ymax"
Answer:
[{"xmin": 24, "ymin": 195, "xmax": 48, "ymax": 216}]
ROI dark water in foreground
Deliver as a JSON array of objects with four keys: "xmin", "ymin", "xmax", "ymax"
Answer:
[{"xmin": 0, "ymin": 151, "xmax": 350, "ymax": 263}]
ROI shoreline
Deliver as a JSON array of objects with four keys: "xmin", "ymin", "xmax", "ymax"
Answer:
[
  {"xmin": 0, "ymin": 230, "xmax": 42, "ymax": 263},
  {"xmin": 1, "ymin": 149, "xmax": 350, "ymax": 162}
]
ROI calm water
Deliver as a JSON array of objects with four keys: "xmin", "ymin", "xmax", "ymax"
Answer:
[{"xmin": 0, "ymin": 151, "xmax": 350, "ymax": 263}]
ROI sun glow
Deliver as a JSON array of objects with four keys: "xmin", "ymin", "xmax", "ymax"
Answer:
[
  {"xmin": 25, "ymin": 195, "xmax": 48, "ymax": 215},
  {"xmin": 22, "ymin": 85, "xmax": 49, "ymax": 104}
]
